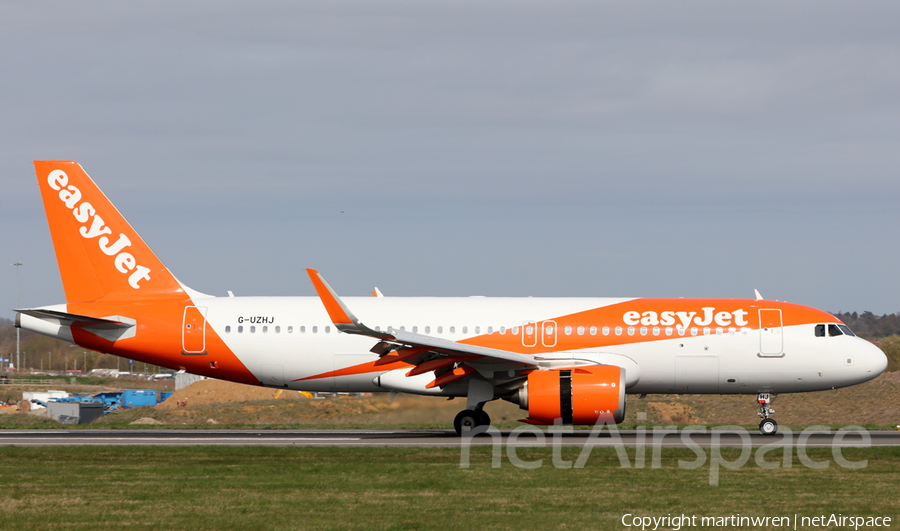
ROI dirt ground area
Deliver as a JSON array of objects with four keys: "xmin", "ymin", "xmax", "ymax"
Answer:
[
  {"xmin": 99, "ymin": 371, "xmax": 900, "ymax": 428},
  {"xmin": 154, "ymin": 379, "xmax": 307, "ymax": 409},
  {"xmin": 2, "ymin": 372, "xmax": 898, "ymax": 428},
  {"xmin": 89, "ymin": 390, "xmax": 522, "ymax": 428},
  {"xmin": 640, "ymin": 371, "xmax": 900, "ymax": 427},
  {"xmin": 134, "ymin": 378, "xmax": 525, "ymax": 427}
]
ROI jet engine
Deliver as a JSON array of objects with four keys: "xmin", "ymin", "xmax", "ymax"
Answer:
[{"xmin": 507, "ymin": 365, "xmax": 626, "ymax": 425}]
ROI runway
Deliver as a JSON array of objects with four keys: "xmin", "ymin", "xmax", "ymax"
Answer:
[{"xmin": 1, "ymin": 429, "xmax": 898, "ymax": 447}]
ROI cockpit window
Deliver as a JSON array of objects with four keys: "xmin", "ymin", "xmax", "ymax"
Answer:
[
  {"xmin": 814, "ymin": 324, "xmax": 825, "ymax": 337},
  {"xmin": 838, "ymin": 324, "xmax": 856, "ymax": 337},
  {"xmin": 828, "ymin": 324, "xmax": 843, "ymax": 337}
]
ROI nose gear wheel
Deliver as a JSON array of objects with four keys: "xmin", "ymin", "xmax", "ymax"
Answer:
[{"xmin": 756, "ymin": 393, "xmax": 778, "ymax": 436}]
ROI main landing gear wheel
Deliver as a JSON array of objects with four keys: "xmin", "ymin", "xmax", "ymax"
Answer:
[
  {"xmin": 759, "ymin": 418, "xmax": 778, "ymax": 436},
  {"xmin": 454, "ymin": 409, "xmax": 491, "ymax": 436}
]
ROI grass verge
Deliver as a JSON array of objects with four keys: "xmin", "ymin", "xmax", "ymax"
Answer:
[{"xmin": 0, "ymin": 446, "xmax": 898, "ymax": 530}]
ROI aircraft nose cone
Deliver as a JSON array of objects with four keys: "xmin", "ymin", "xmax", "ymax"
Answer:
[{"xmin": 866, "ymin": 341, "xmax": 889, "ymax": 376}]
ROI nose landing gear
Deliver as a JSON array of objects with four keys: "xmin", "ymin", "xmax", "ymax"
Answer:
[{"xmin": 757, "ymin": 393, "xmax": 777, "ymax": 435}]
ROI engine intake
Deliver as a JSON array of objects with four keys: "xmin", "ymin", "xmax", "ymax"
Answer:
[{"xmin": 508, "ymin": 365, "xmax": 626, "ymax": 425}]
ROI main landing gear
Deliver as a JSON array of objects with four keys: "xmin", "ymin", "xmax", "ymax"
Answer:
[
  {"xmin": 454, "ymin": 408, "xmax": 491, "ymax": 436},
  {"xmin": 757, "ymin": 392, "xmax": 778, "ymax": 436},
  {"xmin": 454, "ymin": 378, "xmax": 494, "ymax": 435}
]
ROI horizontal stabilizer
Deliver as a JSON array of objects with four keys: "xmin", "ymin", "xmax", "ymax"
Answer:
[
  {"xmin": 16, "ymin": 308, "xmax": 137, "ymax": 343},
  {"xmin": 16, "ymin": 308, "xmax": 132, "ymax": 330}
]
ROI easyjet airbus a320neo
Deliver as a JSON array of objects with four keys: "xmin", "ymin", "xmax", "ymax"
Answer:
[{"xmin": 17, "ymin": 161, "xmax": 888, "ymax": 435}]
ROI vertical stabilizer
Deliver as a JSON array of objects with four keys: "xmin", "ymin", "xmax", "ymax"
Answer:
[{"xmin": 33, "ymin": 161, "xmax": 186, "ymax": 303}]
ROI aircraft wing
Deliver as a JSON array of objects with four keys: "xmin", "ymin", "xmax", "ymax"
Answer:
[{"xmin": 306, "ymin": 269, "xmax": 538, "ymax": 367}]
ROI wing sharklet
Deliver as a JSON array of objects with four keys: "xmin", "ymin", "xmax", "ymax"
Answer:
[{"xmin": 306, "ymin": 269, "xmax": 392, "ymax": 339}]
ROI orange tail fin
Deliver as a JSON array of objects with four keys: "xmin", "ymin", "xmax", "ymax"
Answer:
[{"xmin": 34, "ymin": 161, "xmax": 187, "ymax": 303}]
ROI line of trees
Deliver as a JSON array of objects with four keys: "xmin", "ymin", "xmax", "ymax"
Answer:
[{"xmin": 831, "ymin": 312, "xmax": 900, "ymax": 339}]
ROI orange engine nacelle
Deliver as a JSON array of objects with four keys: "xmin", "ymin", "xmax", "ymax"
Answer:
[{"xmin": 511, "ymin": 365, "xmax": 626, "ymax": 425}]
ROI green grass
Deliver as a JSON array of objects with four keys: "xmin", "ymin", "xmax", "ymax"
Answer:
[{"xmin": 0, "ymin": 446, "xmax": 898, "ymax": 530}]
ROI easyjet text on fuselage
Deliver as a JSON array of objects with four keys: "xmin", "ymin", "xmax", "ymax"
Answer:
[{"xmin": 622, "ymin": 307, "xmax": 750, "ymax": 328}]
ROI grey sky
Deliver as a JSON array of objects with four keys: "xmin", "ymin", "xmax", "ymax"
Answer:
[{"xmin": 2, "ymin": 1, "xmax": 899, "ymax": 320}]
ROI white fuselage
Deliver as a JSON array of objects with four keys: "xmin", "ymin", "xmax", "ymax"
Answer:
[{"xmin": 193, "ymin": 295, "xmax": 885, "ymax": 395}]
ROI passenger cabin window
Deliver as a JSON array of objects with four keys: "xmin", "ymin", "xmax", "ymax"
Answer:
[
  {"xmin": 815, "ymin": 324, "xmax": 825, "ymax": 337},
  {"xmin": 225, "ymin": 325, "xmax": 231, "ymax": 333}
]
